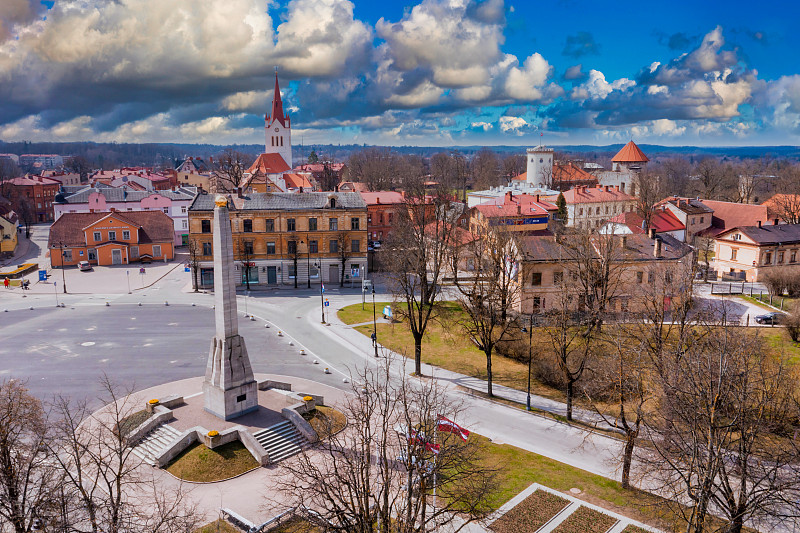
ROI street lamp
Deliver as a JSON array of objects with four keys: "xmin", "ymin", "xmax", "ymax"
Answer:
[
  {"xmin": 306, "ymin": 237, "xmax": 312, "ymax": 289},
  {"xmin": 372, "ymin": 286, "xmax": 378, "ymax": 358},
  {"xmin": 520, "ymin": 313, "xmax": 534, "ymax": 411},
  {"xmin": 318, "ymin": 262, "xmax": 325, "ymax": 323},
  {"xmin": 59, "ymin": 241, "xmax": 67, "ymax": 293}
]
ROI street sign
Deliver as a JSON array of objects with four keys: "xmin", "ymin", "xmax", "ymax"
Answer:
[
  {"xmin": 139, "ymin": 268, "xmax": 146, "ymax": 274},
  {"xmin": 38, "ymin": 270, "xmax": 47, "ymax": 281},
  {"xmin": 383, "ymin": 306, "xmax": 392, "ymax": 319},
  {"xmin": 184, "ymin": 266, "xmax": 190, "ymax": 272},
  {"xmin": 324, "ymin": 299, "xmax": 330, "ymax": 307}
]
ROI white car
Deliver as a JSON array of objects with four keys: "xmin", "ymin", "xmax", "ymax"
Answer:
[{"xmin": 78, "ymin": 261, "xmax": 92, "ymax": 271}]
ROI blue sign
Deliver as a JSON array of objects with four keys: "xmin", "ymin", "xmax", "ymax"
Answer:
[
  {"xmin": 38, "ymin": 270, "xmax": 47, "ymax": 281},
  {"xmin": 324, "ymin": 299, "xmax": 330, "ymax": 307},
  {"xmin": 184, "ymin": 266, "xmax": 190, "ymax": 272}
]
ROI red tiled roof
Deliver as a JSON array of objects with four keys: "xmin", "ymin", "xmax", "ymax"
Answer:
[
  {"xmin": 293, "ymin": 163, "xmax": 346, "ymax": 173},
  {"xmin": 762, "ymin": 194, "xmax": 800, "ymax": 219},
  {"xmin": 698, "ymin": 199, "xmax": 770, "ymax": 238},
  {"xmin": 607, "ymin": 212, "xmax": 647, "ymax": 234},
  {"xmin": 283, "ymin": 173, "xmax": 313, "ymax": 189},
  {"xmin": 267, "ymin": 72, "xmax": 288, "ymax": 128},
  {"xmin": 48, "ymin": 211, "xmax": 174, "ymax": 248},
  {"xmin": 544, "ymin": 185, "xmax": 634, "ymax": 204},
  {"xmin": 247, "ymin": 153, "xmax": 291, "ymax": 175},
  {"xmin": 511, "ymin": 162, "xmax": 598, "ymax": 186},
  {"xmin": 612, "ymin": 141, "xmax": 649, "ymax": 163},
  {"xmin": 360, "ymin": 191, "xmax": 405, "ymax": 205},
  {"xmin": 339, "ymin": 181, "xmax": 368, "ymax": 192},
  {"xmin": 9, "ymin": 175, "xmax": 61, "ymax": 186}
]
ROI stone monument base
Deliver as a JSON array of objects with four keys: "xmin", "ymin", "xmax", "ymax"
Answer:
[{"xmin": 203, "ymin": 379, "xmax": 259, "ymax": 421}]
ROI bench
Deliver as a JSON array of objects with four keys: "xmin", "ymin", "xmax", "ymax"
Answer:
[{"xmin": 220, "ymin": 508, "xmax": 256, "ymax": 531}]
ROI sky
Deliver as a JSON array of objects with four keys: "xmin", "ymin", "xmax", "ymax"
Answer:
[{"xmin": 1, "ymin": 0, "xmax": 800, "ymax": 148}]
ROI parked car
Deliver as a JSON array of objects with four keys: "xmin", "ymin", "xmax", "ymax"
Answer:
[
  {"xmin": 78, "ymin": 261, "xmax": 92, "ymax": 271},
  {"xmin": 755, "ymin": 312, "xmax": 783, "ymax": 325}
]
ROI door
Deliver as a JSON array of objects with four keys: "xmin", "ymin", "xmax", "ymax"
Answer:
[
  {"xmin": 111, "ymin": 249, "xmax": 122, "ymax": 265},
  {"xmin": 267, "ymin": 266, "xmax": 277, "ymax": 284},
  {"xmin": 328, "ymin": 264, "xmax": 339, "ymax": 284}
]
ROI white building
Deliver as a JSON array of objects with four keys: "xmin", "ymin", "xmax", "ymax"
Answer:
[{"xmin": 265, "ymin": 72, "xmax": 292, "ymax": 169}]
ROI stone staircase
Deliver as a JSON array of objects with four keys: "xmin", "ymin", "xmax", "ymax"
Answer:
[
  {"xmin": 130, "ymin": 423, "xmax": 182, "ymax": 464},
  {"xmin": 253, "ymin": 420, "xmax": 307, "ymax": 463}
]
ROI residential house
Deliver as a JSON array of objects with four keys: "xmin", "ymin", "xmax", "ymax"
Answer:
[
  {"xmin": 18, "ymin": 154, "xmax": 63, "ymax": 171},
  {"xmin": 41, "ymin": 171, "xmax": 81, "ymax": 187},
  {"xmin": 188, "ymin": 191, "xmax": 368, "ymax": 287},
  {"xmin": 600, "ymin": 209, "xmax": 685, "ymax": 241},
  {"xmin": 656, "ymin": 196, "xmax": 774, "ymax": 242},
  {"xmin": 3, "ymin": 175, "xmax": 61, "ymax": 222},
  {"xmin": 48, "ymin": 210, "xmax": 175, "ymax": 267},
  {"xmin": 338, "ymin": 181, "xmax": 369, "ymax": 193},
  {"xmin": 542, "ymin": 185, "xmax": 636, "ymax": 229},
  {"xmin": 516, "ymin": 232, "xmax": 693, "ymax": 314},
  {"xmin": 471, "ymin": 191, "xmax": 556, "ymax": 234},
  {"xmin": 656, "ymin": 197, "xmax": 714, "ymax": 241},
  {"xmin": 713, "ymin": 223, "xmax": 800, "ymax": 282},
  {"xmin": 360, "ymin": 191, "xmax": 405, "ymax": 245},
  {"xmin": 54, "ymin": 186, "xmax": 198, "ymax": 245},
  {"xmin": 0, "ymin": 197, "xmax": 18, "ymax": 257},
  {"xmin": 176, "ymin": 157, "xmax": 213, "ymax": 190}
]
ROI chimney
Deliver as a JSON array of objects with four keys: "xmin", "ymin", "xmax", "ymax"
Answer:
[
  {"xmin": 536, "ymin": 194, "xmax": 540, "ymax": 202},
  {"xmin": 109, "ymin": 207, "xmax": 116, "ymax": 213},
  {"xmin": 758, "ymin": 220, "xmax": 762, "ymax": 228},
  {"xmin": 517, "ymin": 204, "xmax": 521, "ymax": 215},
  {"xmin": 615, "ymin": 185, "xmax": 620, "ymax": 191},
  {"xmin": 299, "ymin": 186, "xmax": 304, "ymax": 193},
  {"xmin": 505, "ymin": 191, "xmax": 513, "ymax": 203},
  {"xmin": 604, "ymin": 185, "xmax": 610, "ymax": 192},
  {"xmin": 376, "ymin": 197, "xmax": 381, "ymax": 204},
  {"xmin": 654, "ymin": 237, "xmax": 662, "ymax": 258},
  {"xmin": 648, "ymin": 228, "xmax": 656, "ymax": 239},
  {"xmin": 236, "ymin": 187, "xmax": 242, "ymax": 198}
]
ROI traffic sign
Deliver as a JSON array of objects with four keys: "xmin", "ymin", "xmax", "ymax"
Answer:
[
  {"xmin": 324, "ymin": 299, "xmax": 330, "ymax": 307},
  {"xmin": 139, "ymin": 267, "xmax": 146, "ymax": 274}
]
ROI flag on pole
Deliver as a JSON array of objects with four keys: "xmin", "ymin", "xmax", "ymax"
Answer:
[
  {"xmin": 437, "ymin": 416, "xmax": 470, "ymax": 441},
  {"xmin": 406, "ymin": 428, "xmax": 440, "ymax": 455}
]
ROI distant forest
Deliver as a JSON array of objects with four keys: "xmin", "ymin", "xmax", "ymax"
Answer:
[{"xmin": 1, "ymin": 140, "xmax": 799, "ymax": 170}]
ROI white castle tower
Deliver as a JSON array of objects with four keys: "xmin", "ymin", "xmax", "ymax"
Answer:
[
  {"xmin": 265, "ymin": 71, "xmax": 292, "ymax": 168},
  {"xmin": 526, "ymin": 145, "xmax": 554, "ymax": 187}
]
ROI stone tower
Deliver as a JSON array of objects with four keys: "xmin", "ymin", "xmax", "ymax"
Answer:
[
  {"xmin": 203, "ymin": 195, "xmax": 258, "ymax": 420},
  {"xmin": 526, "ymin": 145, "xmax": 554, "ymax": 187},
  {"xmin": 265, "ymin": 71, "xmax": 292, "ymax": 169}
]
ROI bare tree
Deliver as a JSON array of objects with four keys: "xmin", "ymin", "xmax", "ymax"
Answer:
[
  {"xmin": 642, "ymin": 327, "xmax": 800, "ymax": 533},
  {"xmin": 276, "ymin": 355, "xmax": 498, "ymax": 533},
  {"xmin": 659, "ymin": 157, "xmax": 693, "ymax": 198},
  {"xmin": 501, "ymin": 154, "xmax": 525, "ymax": 182},
  {"xmin": 213, "ymin": 149, "xmax": 254, "ymax": 193},
  {"xmin": 769, "ymin": 165, "xmax": 800, "ymax": 223},
  {"xmin": 187, "ymin": 239, "xmax": 201, "ymax": 292},
  {"xmin": 634, "ymin": 172, "xmax": 662, "ymax": 230},
  {"xmin": 470, "ymin": 149, "xmax": 500, "ymax": 191},
  {"xmin": 451, "ymin": 224, "xmax": 520, "ymax": 397},
  {"xmin": 0, "ymin": 380, "xmax": 62, "ymax": 533},
  {"xmin": 48, "ymin": 376, "xmax": 198, "ymax": 533},
  {"xmin": 238, "ymin": 239, "xmax": 254, "ymax": 290},
  {"xmin": 348, "ymin": 148, "xmax": 404, "ymax": 191},
  {"xmin": 387, "ymin": 186, "xmax": 462, "ymax": 376},
  {"xmin": 336, "ymin": 230, "xmax": 353, "ymax": 288}
]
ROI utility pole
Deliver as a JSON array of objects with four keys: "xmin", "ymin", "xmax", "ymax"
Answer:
[
  {"xmin": 372, "ymin": 286, "xmax": 378, "ymax": 358},
  {"xmin": 59, "ymin": 241, "xmax": 67, "ymax": 293}
]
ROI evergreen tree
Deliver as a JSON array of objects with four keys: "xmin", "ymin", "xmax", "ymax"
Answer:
[
  {"xmin": 308, "ymin": 150, "xmax": 319, "ymax": 164},
  {"xmin": 556, "ymin": 192, "xmax": 568, "ymax": 224}
]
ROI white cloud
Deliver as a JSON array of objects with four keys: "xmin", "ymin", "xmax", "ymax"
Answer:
[
  {"xmin": 505, "ymin": 53, "xmax": 552, "ymax": 100},
  {"xmin": 471, "ymin": 121, "xmax": 493, "ymax": 131},
  {"xmin": 572, "ymin": 69, "xmax": 634, "ymax": 100},
  {"xmin": 499, "ymin": 116, "xmax": 528, "ymax": 134}
]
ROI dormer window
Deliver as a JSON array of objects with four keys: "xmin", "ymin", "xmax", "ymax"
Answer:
[{"xmin": 329, "ymin": 198, "xmax": 336, "ymax": 209}]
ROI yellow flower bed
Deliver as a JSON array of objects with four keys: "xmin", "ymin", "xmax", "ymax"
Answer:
[
  {"xmin": 303, "ymin": 395, "xmax": 313, "ymax": 402},
  {"xmin": 208, "ymin": 430, "xmax": 219, "ymax": 437}
]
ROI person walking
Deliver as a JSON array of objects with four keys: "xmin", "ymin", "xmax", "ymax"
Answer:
[{"xmin": 3, "ymin": 278, "xmax": 8, "ymax": 289}]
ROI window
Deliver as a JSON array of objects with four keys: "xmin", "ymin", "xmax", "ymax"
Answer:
[
  {"xmin": 266, "ymin": 242, "xmax": 275, "ymax": 255},
  {"xmin": 287, "ymin": 218, "xmax": 296, "ymax": 231},
  {"xmin": 287, "ymin": 240, "xmax": 297, "ymax": 254},
  {"xmin": 309, "ymin": 218, "xmax": 317, "ymax": 231},
  {"xmin": 531, "ymin": 272, "xmax": 542, "ymax": 286},
  {"xmin": 330, "ymin": 239, "xmax": 339, "ymax": 253},
  {"xmin": 243, "ymin": 241, "xmax": 254, "ymax": 254},
  {"xmin": 731, "ymin": 248, "xmax": 738, "ymax": 260},
  {"xmin": 691, "ymin": 217, "xmax": 696, "ymax": 224},
  {"xmin": 553, "ymin": 271, "xmax": 563, "ymax": 284},
  {"xmin": 63, "ymin": 250, "xmax": 72, "ymax": 262},
  {"xmin": 309, "ymin": 240, "xmax": 318, "ymax": 253},
  {"xmin": 181, "ymin": 206, "xmax": 187, "ymax": 214},
  {"xmin": 201, "ymin": 219, "xmax": 211, "ymax": 233},
  {"xmin": 108, "ymin": 231, "xmax": 117, "ymax": 241},
  {"xmin": 130, "ymin": 246, "xmax": 139, "ymax": 259},
  {"xmin": 532, "ymin": 296, "xmax": 543, "ymax": 310},
  {"xmin": 153, "ymin": 245, "xmax": 162, "ymax": 257},
  {"xmin": 243, "ymin": 219, "xmax": 253, "ymax": 232},
  {"xmin": 93, "ymin": 231, "xmax": 101, "ymax": 241},
  {"xmin": 203, "ymin": 242, "xmax": 212, "ymax": 255},
  {"xmin": 288, "ymin": 264, "xmax": 296, "ymax": 278},
  {"xmin": 765, "ymin": 252, "xmax": 772, "ymax": 264},
  {"xmin": 329, "ymin": 218, "xmax": 338, "ymax": 231},
  {"xmin": 351, "ymin": 217, "xmax": 360, "ymax": 230},
  {"xmin": 700, "ymin": 216, "xmax": 704, "ymax": 223},
  {"xmin": 330, "ymin": 198, "xmax": 336, "ymax": 209},
  {"xmin": 595, "ymin": 207, "xmax": 600, "ymax": 215},
  {"xmin": 778, "ymin": 251, "xmax": 785, "ymax": 264},
  {"xmin": 388, "ymin": 213, "xmax": 393, "ymax": 223},
  {"xmin": 579, "ymin": 208, "xmax": 584, "ymax": 216},
  {"xmin": 88, "ymin": 249, "xmax": 97, "ymax": 261},
  {"xmin": 637, "ymin": 271, "xmax": 644, "ymax": 283},
  {"xmin": 792, "ymin": 250, "xmax": 797, "ymax": 263},
  {"xmin": 605, "ymin": 206, "xmax": 609, "ymax": 214},
  {"xmin": 182, "ymin": 220, "xmax": 188, "ymax": 229},
  {"xmin": 265, "ymin": 219, "xmax": 275, "ymax": 232},
  {"xmin": 122, "ymin": 230, "xmax": 130, "ymax": 240},
  {"xmin": 351, "ymin": 239, "xmax": 360, "ymax": 253},
  {"xmin": 163, "ymin": 208, "xmax": 169, "ymax": 214}
]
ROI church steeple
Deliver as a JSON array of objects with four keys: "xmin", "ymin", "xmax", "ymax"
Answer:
[{"xmin": 267, "ymin": 71, "xmax": 289, "ymax": 128}]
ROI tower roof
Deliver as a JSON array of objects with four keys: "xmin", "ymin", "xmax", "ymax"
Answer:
[
  {"xmin": 267, "ymin": 71, "xmax": 288, "ymax": 127},
  {"xmin": 612, "ymin": 141, "xmax": 649, "ymax": 163}
]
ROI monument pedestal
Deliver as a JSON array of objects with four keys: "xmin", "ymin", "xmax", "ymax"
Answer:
[{"xmin": 204, "ymin": 334, "xmax": 258, "ymax": 420}]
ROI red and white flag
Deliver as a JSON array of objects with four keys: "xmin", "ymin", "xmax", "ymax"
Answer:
[{"xmin": 437, "ymin": 416, "xmax": 470, "ymax": 441}]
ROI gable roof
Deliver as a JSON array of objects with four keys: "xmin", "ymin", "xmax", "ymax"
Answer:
[
  {"xmin": 719, "ymin": 223, "xmax": 800, "ymax": 245},
  {"xmin": 518, "ymin": 233, "xmax": 691, "ymax": 262},
  {"xmin": 658, "ymin": 196, "xmax": 714, "ymax": 215},
  {"xmin": 545, "ymin": 185, "xmax": 634, "ymax": 204},
  {"xmin": 48, "ymin": 210, "xmax": 175, "ymax": 248},
  {"xmin": 190, "ymin": 191, "xmax": 367, "ymax": 212},
  {"xmin": 247, "ymin": 153, "xmax": 291, "ymax": 175},
  {"xmin": 283, "ymin": 173, "xmax": 313, "ymax": 189},
  {"xmin": 55, "ymin": 186, "xmax": 196, "ymax": 204},
  {"xmin": 697, "ymin": 199, "xmax": 770, "ymax": 238},
  {"xmin": 360, "ymin": 191, "xmax": 405, "ymax": 205},
  {"xmin": 612, "ymin": 141, "xmax": 649, "ymax": 163}
]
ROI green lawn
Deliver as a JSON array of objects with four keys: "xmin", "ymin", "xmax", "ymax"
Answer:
[
  {"xmin": 337, "ymin": 301, "xmax": 394, "ymax": 325},
  {"xmin": 741, "ymin": 293, "xmax": 799, "ymax": 313},
  {"xmin": 304, "ymin": 405, "xmax": 347, "ymax": 439},
  {"xmin": 196, "ymin": 520, "xmax": 240, "ymax": 533},
  {"xmin": 166, "ymin": 441, "xmax": 259, "ymax": 482}
]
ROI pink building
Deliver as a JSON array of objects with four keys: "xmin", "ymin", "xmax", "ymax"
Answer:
[{"xmin": 54, "ymin": 185, "xmax": 197, "ymax": 245}]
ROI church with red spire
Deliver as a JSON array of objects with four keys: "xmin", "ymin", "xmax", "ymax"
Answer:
[{"xmin": 265, "ymin": 71, "xmax": 292, "ymax": 169}]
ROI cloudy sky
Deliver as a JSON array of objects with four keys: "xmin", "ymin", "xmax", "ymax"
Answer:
[{"xmin": 1, "ymin": 0, "xmax": 799, "ymax": 147}]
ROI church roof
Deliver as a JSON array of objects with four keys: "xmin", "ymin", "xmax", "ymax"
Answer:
[
  {"xmin": 612, "ymin": 141, "xmax": 649, "ymax": 163},
  {"xmin": 247, "ymin": 153, "xmax": 291, "ymax": 175},
  {"xmin": 267, "ymin": 72, "xmax": 288, "ymax": 128}
]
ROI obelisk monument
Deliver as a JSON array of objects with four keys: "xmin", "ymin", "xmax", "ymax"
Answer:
[{"xmin": 203, "ymin": 195, "xmax": 258, "ymax": 420}]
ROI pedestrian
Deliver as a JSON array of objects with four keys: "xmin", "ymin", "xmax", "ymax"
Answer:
[{"xmin": 3, "ymin": 278, "xmax": 8, "ymax": 289}]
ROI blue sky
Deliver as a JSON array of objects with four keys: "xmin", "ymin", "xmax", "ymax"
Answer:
[{"xmin": 1, "ymin": 0, "xmax": 799, "ymax": 147}]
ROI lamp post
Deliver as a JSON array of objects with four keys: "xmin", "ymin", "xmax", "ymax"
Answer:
[
  {"xmin": 372, "ymin": 286, "xmax": 378, "ymax": 358},
  {"xmin": 59, "ymin": 241, "xmax": 67, "ymax": 293},
  {"xmin": 521, "ymin": 313, "xmax": 533, "ymax": 411},
  {"xmin": 319, "ymin": 263, "xmax": 326, "ymax": 323},
  {"xmin": 307, "ymin": 237, "xmax": 312, "ymax": 289}
]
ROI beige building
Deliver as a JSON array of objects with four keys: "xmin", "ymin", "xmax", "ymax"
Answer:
[
  {"xmin": 189, "ymin": 191, "xmax": 368, "ymax": 287},
  {"xmin": 714, "ymin": 223, "xmax": 800, "ymax": 281},
  {"xmin": 544, "ymin": 185, "xmax": 636, "ymax": 229}
]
